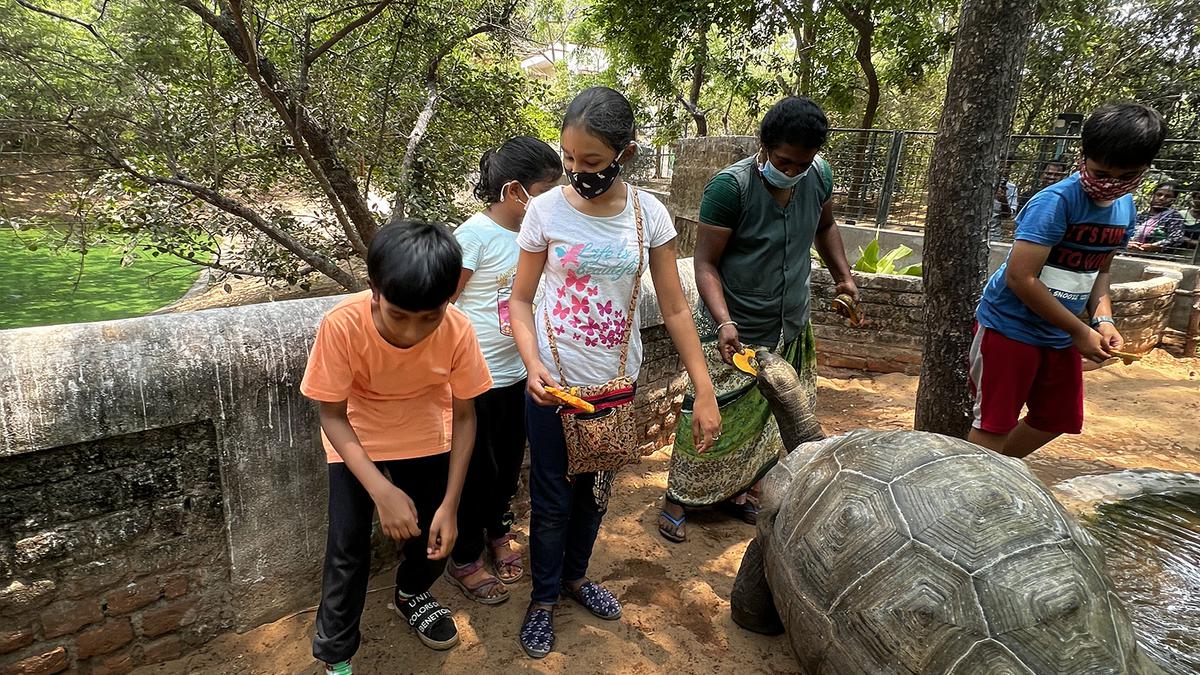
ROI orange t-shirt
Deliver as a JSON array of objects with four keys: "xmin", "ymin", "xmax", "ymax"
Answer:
[{"xmin": 300, "ymin": 291, "xmax": 493, "ymax": 463}]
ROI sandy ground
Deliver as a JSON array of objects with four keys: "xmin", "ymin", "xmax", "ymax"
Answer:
[{"xmin": 139, "ymin": 351, "xmax": 1199, "ymax": 675}]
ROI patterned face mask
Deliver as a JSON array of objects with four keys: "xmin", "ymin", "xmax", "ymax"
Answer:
[
  {"xmin": 1078, "ymin": 158, "xmax": 1145, "ymax": 201},
  {"xmin": 567, "ymin": 158, "xmax": 622, "ymax": 200}
]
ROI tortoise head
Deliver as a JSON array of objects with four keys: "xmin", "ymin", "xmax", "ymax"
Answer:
[{"xmin": 754, "ymin": 349, "xmax": 801, "ymax": 409}]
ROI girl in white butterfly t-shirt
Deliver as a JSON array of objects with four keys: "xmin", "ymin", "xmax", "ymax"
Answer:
[{"xmin": 509, "ymin": 86, "xmax": 721, "ymax": 659}]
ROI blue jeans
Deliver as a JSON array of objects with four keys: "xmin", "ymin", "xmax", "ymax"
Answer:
[{"xmin": 526, "ymin": 394, "xmax": 606, "ymax": 605}]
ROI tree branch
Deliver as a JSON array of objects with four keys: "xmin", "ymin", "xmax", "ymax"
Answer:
[
  {"xmin": 305, "ymin": 0, "xmax": 396, "ymax": 66},
  {"xmin": 390, "ymin": 4, "xmax": 515, "ymax": 222},
  {"xmin": 63, "ymin": 115, "xmax": 363, "ymax": 291}
]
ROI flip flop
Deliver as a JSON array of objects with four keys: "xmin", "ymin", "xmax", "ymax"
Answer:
[{"xmin": 658, "ymin": 508, "xmax": 687, "ymax": 543}]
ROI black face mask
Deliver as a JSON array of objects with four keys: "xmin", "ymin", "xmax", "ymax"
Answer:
[{"xmin": 566, "ymin": 158, "xmax": 622, "ymax": 200}]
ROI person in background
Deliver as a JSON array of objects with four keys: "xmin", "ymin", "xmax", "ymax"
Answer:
[
  {"xmin": 990, "ymin": 157, "xmax": 1019, "ymax": 239},
  {"xmin": 658, "ymin": 96, "xmax": 858, "ymax": 543},
  {"xmin": 970, "ymin": 102, "xmax": 1166, "ymax": 459},
  {"xmin": 1018, "ymin": 159, "xmax": 1070, "ymax": 213},
  {"xmin": 1128, "ymin": 181, "xmax": 1188, "ymax": 253},
  {"xmin": 1182, "ymin": 189, "xmax": 1200, "ymax": 245},
  {"xmin": 444, "ymin": 137, "xmax": 563, "ymax": 605}
]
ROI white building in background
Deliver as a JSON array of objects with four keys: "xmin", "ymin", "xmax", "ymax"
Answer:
[{"xmin": 520, "ymin": 43, "xmax": 608, "ymax": 78}]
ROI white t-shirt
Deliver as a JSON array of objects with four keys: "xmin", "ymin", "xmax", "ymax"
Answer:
[
  {"xmin": 453, "ymin": 212, "xmax": 525, "ymax": 387},
  {"xmin": 517, "ymin": 186, "xmax": 677, "ymax": 386}
]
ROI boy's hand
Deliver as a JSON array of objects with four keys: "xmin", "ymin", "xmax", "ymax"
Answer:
[
  {"xmin": 1095, "ymin": 322, "xmax": 1124, "ymax": 352},
  {"xmin": 1072, "ymin": 325, "xmax": 1113, "ymax": 363},
  {"xmin": 426, "ymin": 503, "xmax": 457, "ymax": 560},
  {"xmin": 375, "ymin": 485, "xmax": 420, "ymax": 541}
]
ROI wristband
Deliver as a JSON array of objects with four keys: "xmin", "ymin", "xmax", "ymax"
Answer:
[
  {"xmin": 1090, "ymin": 316, "xmax": 1114, "ymax": 329},
  {"xmin": 716, "ymin": 320, "xmax": 738, "ymax": 332}
]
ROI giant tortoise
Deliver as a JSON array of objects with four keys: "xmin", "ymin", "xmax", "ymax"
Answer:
[{"xmin": 731, "ymin": 351, "xmax": 1158, "ymax": 674}]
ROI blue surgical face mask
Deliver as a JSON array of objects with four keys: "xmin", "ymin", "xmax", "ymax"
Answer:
[{"xmin": 759, "ymin": 157, "xmax": 809, "ymax": 189}]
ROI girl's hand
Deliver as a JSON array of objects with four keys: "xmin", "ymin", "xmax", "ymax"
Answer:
[
  {"xmin": 691, "ymin": 391, "xmax": 723, "ymax": 454},
  {"xmin": 526, "ymin": 360, "xmax": 563, "ymax": 407}
]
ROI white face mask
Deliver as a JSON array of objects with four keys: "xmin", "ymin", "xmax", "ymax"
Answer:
[
  {"xmin": 500, "ymin": 181, "xmax": 531, "ymax": 208},
  {"xmin": 758, "ymin": 156, "xmax": 810, "ymax": 189}
]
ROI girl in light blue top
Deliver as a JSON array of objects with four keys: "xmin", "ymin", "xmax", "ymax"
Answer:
[{"xmin": 445, "ymin": 137, "xmax": 563, "ymax": 605}]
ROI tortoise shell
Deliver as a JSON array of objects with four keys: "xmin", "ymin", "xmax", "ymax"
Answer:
[{"xmin": 748, "ymin": 429, "xmax": 1158, "ymax": 674}]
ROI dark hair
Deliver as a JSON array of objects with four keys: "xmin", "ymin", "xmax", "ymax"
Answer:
[
  {"xmin": 561, "ymin": 87, "xmax": 636, "ymax": 153},
  {"xmin": 473, "ymin": 136, "xmax": 563, "ymax": 203},
  {"xmin": 760, "ymin": 97, "xmax": 829, "ymax": 150},
  {"xmin": 366, "ymin": 220, "xmax": 461, "ymax": 311},
  {"xmin": 1153, "ymin": 181, "xmax": 1179, "ymax": 196},
  {"xmin": 1081, "ymin": 103, "xmax": 1167, "ymax": 169}
]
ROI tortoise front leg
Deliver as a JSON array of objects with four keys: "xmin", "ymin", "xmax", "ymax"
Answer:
[{"xmin": 731, "ymin": 537, "xmax": 784, "ymax": 635}]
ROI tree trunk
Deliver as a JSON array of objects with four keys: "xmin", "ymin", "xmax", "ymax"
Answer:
[
  {"xmin": 681, "ymin": 23, "xmax": 710, "ymax": 137},
  {"xmin": 914, "ymin": 0, "xmax": 1039, "ymax": 437},
  {"xmin": 855, "ymin": 23, "xmax": 879, "ymax": 130}
]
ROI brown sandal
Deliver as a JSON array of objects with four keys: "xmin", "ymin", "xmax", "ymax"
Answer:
[
  {"xmin": 445, "ymin": 559, "xmax": 509, "ymax": 605},
  {"xmin": 489, "ymin": 533, "xmax": 524, "ymax": 584}
]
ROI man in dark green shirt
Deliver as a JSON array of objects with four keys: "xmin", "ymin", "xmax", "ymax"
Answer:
[{"xmin": 659, "ymin": 97, "xmax": 859, "ymax": 542}]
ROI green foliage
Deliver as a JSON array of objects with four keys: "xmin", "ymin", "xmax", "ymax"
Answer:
[
  {"xmin": 852, "ymin": 239, "xmax": 922, "ymax": 276},
  {"xmin": 1, "ymin": 0, "xmax": 549, "ymax": 287}
]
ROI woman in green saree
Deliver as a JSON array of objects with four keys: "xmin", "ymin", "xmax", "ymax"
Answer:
[{"xmin": 658, "ymin": 97, "xmax": 860, "ymax": 542}]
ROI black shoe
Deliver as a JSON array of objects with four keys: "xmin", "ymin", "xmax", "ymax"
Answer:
[{"xmin": 394, "ymin": 591, "xmax": 459, "ymax": 650}]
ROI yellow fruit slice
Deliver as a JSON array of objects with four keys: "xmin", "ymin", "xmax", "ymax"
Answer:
[
  {"xmin": 1108, "ymin": 350, "xmax": 1141, "ymax": 366},
  {"xmin": 545, "ymin": 386, "xmax": 596, "ymax": 413},
  {"xmin": 733, "ymin": 347, "xmax": 758, "ymax": 377}
]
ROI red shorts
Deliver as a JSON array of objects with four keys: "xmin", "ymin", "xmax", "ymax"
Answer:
[{"xmin": 969, "ymin": 324, "xmax": 1084, "ymax": 435}]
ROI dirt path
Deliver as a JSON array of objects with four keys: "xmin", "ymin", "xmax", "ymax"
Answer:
[{"xmin": 139, "ymin": 351, "xmax": 1199, "ymax": 675}]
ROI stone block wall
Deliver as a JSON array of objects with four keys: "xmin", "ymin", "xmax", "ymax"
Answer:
[
  {"xmin": 1111, "ymin": 267, "xmax": 1185, "ymax": 354},
  {"xmin": 667, "ymin": 136, "xmax": 758, "ymax": 257},
  {"xmin": 633, "ymin": 325, "xmax": 689, "ymax": 456},
  {"xmin": 0, "ymin": 260, "xmax": 701, "ymax": 670},
  {"xmin": 808, "ymin": 265, "xmax": 1185, "ymax": 375},
  {"xmin": 0, "ymin": 424, "xmax": 230, "ymax": 674},
  {"xmin": 809, "ymin": 268, "xmax": 925, "ymax": 375}
]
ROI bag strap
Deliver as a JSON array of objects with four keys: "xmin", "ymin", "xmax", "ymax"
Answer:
[{"xmin": 543, "ymin": 186, "xmax": 646, "ymax": 384}]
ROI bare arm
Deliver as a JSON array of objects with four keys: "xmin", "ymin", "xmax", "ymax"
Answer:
[
  {"xmin": 650, "ymin": 241, "xmax": 721, "ymax": 452},
  {"xmin": 426, "ymin": 396, "xmax": 476, "ymax": 560},
  {"xmin": 813, "ymin": 200, "xmax": 858, "ymax": 301},
  {"xmin": 1087, "ymin": 253, "xmax": 1124, "ymax": 352},
  {"xmin": 319, "ymin": 401, "xmax": 419, "ymax": 540},
  {"xmin": 694, "ymin": 223, "xmax": 743, "ymax": 364},
  {"xmin": 511, "ymin": 248, "xmax": 560, "ymax": 405},
  {"xmin": 450, "ymin": 268, "xmax": 473, "ymax": 303},
  {"xmin": 1005, "ymin": 241, "xmax": 1111, "ymax": 361}
]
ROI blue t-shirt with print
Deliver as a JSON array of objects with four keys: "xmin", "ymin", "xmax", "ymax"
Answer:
[{"xmin": 977, "ymin": 173, "xmax": 1137, "ymax": 349}]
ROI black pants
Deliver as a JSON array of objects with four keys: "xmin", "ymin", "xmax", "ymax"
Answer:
[
  {"xmin": 312, "ymin": 453, "xmax": 449, "ymax": 664},
  {"xmin": 452, "ymin": 379, "xmax": 528, "ymax": 565}
]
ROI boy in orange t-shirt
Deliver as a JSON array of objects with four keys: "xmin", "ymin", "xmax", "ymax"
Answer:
[{"xmin": 301, "ymin": 221, "xmax": 492, "ymax": 672}]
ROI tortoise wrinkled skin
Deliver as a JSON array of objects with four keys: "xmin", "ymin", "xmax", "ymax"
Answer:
[{"xmin": 731, "ymin": 353, "xmax": 1160, "ymax": 674}]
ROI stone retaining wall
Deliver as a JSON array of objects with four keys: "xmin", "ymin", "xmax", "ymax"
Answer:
[
  {"xmin": 1111, "ymin": 267, "xmax": 1186, "ymax": 354},
  {"xmin": 0, "ymin": 261, "xmax": 698, "ymax": 674},
  {"xmin": 808, "ymin": 265, "xmax": 1185, "ymax": 376},
  {"xmin": 810, "ymin": 268, "xmax": 925, "ymax": 375}
]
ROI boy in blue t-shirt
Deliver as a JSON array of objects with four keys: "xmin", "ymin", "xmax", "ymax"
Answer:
[{"xmin": 970, "ymin": 103, "xmax": 1167, "ymax": 458}]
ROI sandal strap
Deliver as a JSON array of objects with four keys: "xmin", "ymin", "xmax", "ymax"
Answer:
[
  {"xmin": 659, "ymin": 509, "xmax": 686, "ymax": 527},
  {"xmin": 489, "ymin": 532, "xmax": 515, "ymax": 547},
  {"xmin": 449, "ymin": 559, "xmax": 486, "ymax": 578}
]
